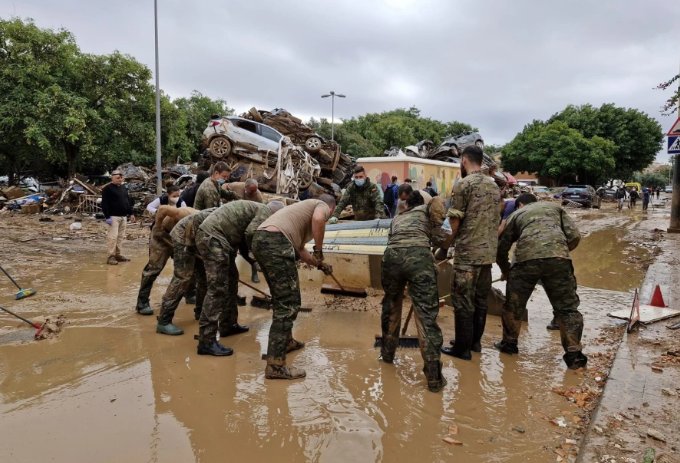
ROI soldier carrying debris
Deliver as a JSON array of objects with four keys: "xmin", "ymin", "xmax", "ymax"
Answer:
[
  {"xmin": 329, "ymin": 166, "xmax": 384, "ymax": 223},
  {"xmin": 135, "ymin": 206, "xmax": 197, "ymax": 316},
  {"xmin": 194, "ymin": 200, "xmax": 285, "ymax": 356},
  {"xmin": 495, "ymin": 193, "xmax": 587, "ymax": 370},
  {"xmin": 380, "ymin": 190, "xmax": 449, "ymax": 392},
  {"xmin": 156, "ymin": 207, "xmax": 217, "ymax": 335},
  {"xmin": 252, "ymin": 195, "xmax": 336, "ymax": 379},
  {"xmin": 193, "ymin": 162, "xmax": 232, "ymax": 211}
]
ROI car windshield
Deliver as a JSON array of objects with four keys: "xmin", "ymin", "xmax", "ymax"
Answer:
[{"xmin": 564, "ymin": 188, "xmax": 588, "ymax": 193}]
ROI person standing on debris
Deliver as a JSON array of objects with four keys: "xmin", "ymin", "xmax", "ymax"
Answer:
[
  {"xmin": 422, "ymin": 181, "xmax": 439, "ymax": 197},
  {"xmin": 384, "ymin": 176, "xmax": 399, "ymax": 218},
  {"xmin": 615, "ymin": 184, "xmax": 626, "ymax": 212},
  {"xmin": 101, "ymin": 170, "xmax": 136, "ymax": 265},
  {"xmin": 135, "ymin": 206, "xmax": 197, "ymax": 315},
  {"xmin": 146, "ymin": 186, "xmax": 186, "ymax": 216},
  {"xmin": 194, "ymin": 200, "xmax": 285, "ymax": 356},
  {"xmin": 397, "ymin": 183, "xmax": 432, "ymax": 214},
  {"xmin": 495, "ymin": 193, "xmax": 587, "ymax": 370},
  {"xmin": 193, "ymin": 162, "xmax": 232, "ymax": 211},
  {"xmin": 252, "ymin": 195, "xmax": 336, "ymax": 379},
  {"xmin": 380, "ymin": 191, "xmax": 448, "ymax": 392},
  {"xmin": 155, "ymin": 208, "xmax": 216, "ymax": 335},
  {"xmin": 642, "ymin": 188, "xmax": 651, "ymax": 211},
  {"xmin": 329, "ymin": 166, "xmax": 384, "ymax": 223},
  {"xmin": 178, "ymin": 171, "xmax": 210, "ymax": 208},
  {"xmin": 440, "ymin": 146, "xmax": 501, "ymax": 361}
]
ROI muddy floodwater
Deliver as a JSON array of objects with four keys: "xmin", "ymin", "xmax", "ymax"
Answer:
[{"xmin": 0, "ymin": 212, "xmax": 655, "ymax": 463}]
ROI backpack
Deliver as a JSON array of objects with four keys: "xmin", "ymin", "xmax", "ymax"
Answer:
[{"xmin": 384, "ymin": 184, "xmax": 397, "ymax": 206}]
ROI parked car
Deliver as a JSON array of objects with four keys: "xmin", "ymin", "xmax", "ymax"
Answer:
[
  {"xmin": 561, "ymin": 185, "xmax": 601, "ymax": 208},
  {"xmin": 532, "ymin": 186, "xmax": 549, "ymax": 194},
  {"xmin": 665, "ymin": 185, "xmax": 674, "ymax": 193},
  {"xmin": 601, "ymin": 188, "xmax": 617, "ymax": 199},
  {"xmin": 434, "ymin": 131, "xmax": 484, "ymax": 157}
]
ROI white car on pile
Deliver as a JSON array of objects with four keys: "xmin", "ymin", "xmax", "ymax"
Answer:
[{"xmin": 201, "ymin": 116, "xmax": 284, "ymax": 161}]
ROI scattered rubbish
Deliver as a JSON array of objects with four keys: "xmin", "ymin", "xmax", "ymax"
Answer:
[
  {"xmin": 512, "ymin": 425, "xmax": 526, "ymax": 434},
  {"xmin": 661, "ymin": 388, "xmax": 677, "ymax": 397},
  {"xmin": 646, "ymin": 428, "xmax": 667, "ymax": 442},
  {"xmin": 449, "ymin": 425, "xmax": 458, "ymax": 435},
  {"xmin": 442, "ymin": 437, "xmax": 462, "ymax": 446},
  {"xmin": 651, "ymin": 366, "xmax": 664, "ymax": 373},
  {"xmin": 69, "ymin": 222, "xmax": 82, "ymax": 231},
  {"xmin": 110, "ymin": 398, "xmax": 117, "ymax": 403},
  {"xmin": 550, "ymin": 417, "xmax": 568, "ymax": 427},
  {"xmin": 34, "ymin": 315, "xmax": 68, "ymax": 340}
]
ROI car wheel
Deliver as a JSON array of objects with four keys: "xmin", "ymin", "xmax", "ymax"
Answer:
[
  {"xmin": 305, "ymin": 137, "xmax": 322, "ymax": 153},
  {"xmin": 209, "ymin": 137, "xmax": 232, "ymax": 158},
  {"xmin": 298, "ymin": 171, "xmax": 313, "ymax": 189},
  {"xmin": 475, "ymin": 140, "xmax": 484, "ymax": 149}
]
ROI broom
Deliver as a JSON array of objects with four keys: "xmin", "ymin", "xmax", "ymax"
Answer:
[
  {"xmin": 0, "ymin": 265, "xmax": 37, "ymax": 300},
  {"xmin": 374, "ymin": 304, "xmax": 421, "ymax": 348},
  {"xmin": 0, "ymin": 305, "xmax": 45, "ymax": 338}
]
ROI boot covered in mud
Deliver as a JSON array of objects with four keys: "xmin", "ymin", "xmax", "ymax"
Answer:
[
  {"xmin": 380, "ymin": 335, "xmax": 399, "ymax": 363},
  {"xmin": 265, "ymin": 359, "xmax": 306, "ymax": 380},
  {"xmin": 156, "ymin": 323, "xmax": 184, "ymax": 336},
  {"xmin": 442, "ymin": 313, "xmax": 473, "ymax": 360},
  {"xmin": 563, "ymin": 351, "xmax": 588, "ymax": 370},
  {"xmin": 251, "ymin": 264, "xmax": 260, "ymax": 283},
  {"xmin": 219, "ymin": 323, "xmax": 250, "ymax": 337},
  {"xmin": 197, "ymin": 341, "xmax": 233, "ymax": 356},
  {"xmin": 194, "ymin": 307, "xmax": 201, "ymax": 321},
  {"xmin": 423, "ymin": 361, "xmax": 447, "ymax": 393},
  {"xmin": 107, "ymin": 256, "xmax": 119, "ymax": 265},
  {"xmin": 115, "ymin": 255, "xmax": 130, "ymax": 262},
  {"xmin": 136, "ymin": 300, "xmax": 153, "ymax": 316},
  {"xmin": 546, "ymin": 317, "xmax": 560, "ymax": 330},
  {"xmin": 493, "ymin": 340, "xmax": 519, "ymax": 355},
  {"xmin": 286, "ymin": 338, "xmax": 305, "ymax": 353},
  {"xmin": 471, "ymin": 309, "xmax": 487, "ymax": 353}
]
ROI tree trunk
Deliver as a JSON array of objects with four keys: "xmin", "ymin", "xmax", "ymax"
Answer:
[
  {"xmin": 64, "ymin": 143, "xmax": 79, "ymax": 179},
  {"xmin": 7, "ymin": 163, "xmax": 16, "ymax": 186}
]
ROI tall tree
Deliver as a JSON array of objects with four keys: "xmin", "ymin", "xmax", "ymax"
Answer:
[
  {"xmin": 175, "ymin": 90, "xmax": 233, "ymax": 155},
  {"xmin": 548, "ymin": 103, "xmax": 664, "ymax": 181},
  {"xmin": 502, "ymin": 120, "xmax": 616, "ymax": 185}
]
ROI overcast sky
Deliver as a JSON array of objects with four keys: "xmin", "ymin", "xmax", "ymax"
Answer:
[{"xmin": 3, "ymin": 0, "xmax": 679, "ymax": 161}]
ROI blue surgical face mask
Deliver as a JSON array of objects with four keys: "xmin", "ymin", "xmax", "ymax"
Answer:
[
  {"xmin": 217, "ymin": 179, "xmax": 226, "ymax": 185},
  {"xmin": 354, "ymin": 179, "xmax": 365, "ymax": 187}
]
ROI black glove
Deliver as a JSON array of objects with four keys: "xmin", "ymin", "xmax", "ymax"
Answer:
[{"xmin": 313, "ymin": 246, "xmax": 324, "ymax": 262}]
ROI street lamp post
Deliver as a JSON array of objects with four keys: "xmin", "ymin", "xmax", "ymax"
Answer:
[
  {"xmin": 321, "ymin": 91, "xmax": 346, "ymax": 141},
  {"xmin": 154, "ymin": 0, "xmax": 162, "ymax": 196}
]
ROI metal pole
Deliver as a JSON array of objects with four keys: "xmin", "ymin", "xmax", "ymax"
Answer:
[
  {"xmin": 154, "ymin": 0, "xmax": 162, "ymax": 196},
  {"xmin": 668, "ymin": 57, "xmax": 680, "ymax": 233},
  {"xmin": 331, "ymin": 94, "xmax": 335, "ymax": 141}
]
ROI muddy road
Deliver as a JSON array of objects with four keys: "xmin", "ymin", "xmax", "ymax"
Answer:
[{"xmin": 0, "ymin": 202, "xmax": 670, "ymax": 463}]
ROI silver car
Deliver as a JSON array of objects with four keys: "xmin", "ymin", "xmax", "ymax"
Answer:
[
  {"xmin": 201, "ymin": 116, "xmax": 284, "ymax": 161},
  {"xmin": 435, "ymin": 131, "xmax": 484, "ymax": 157}
]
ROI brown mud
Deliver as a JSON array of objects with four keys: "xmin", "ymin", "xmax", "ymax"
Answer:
[{"xmin": 0, "ymin": 203, "xmax": 668, "ymax": 463}]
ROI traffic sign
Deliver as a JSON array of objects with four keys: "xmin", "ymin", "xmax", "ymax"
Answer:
[
  {"xmin": 667, "ymin": 118, "xmax": 680, "ymax": 137},
  {"xmin": 669, "ymin": 136, "xmax": 680, "ymax": 154}
]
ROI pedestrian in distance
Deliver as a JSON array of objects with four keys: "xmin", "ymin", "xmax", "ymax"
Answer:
[
  {"xmin": 329, "ymin": 166, "xmax": 384, "ymax": 223},
  {"xmin": 628, "ymin": 187, "xmax": 639, "ymax": 208},
  {"xmin": 440, "ymin": 146, "xmax": 501, "ymax": 360},
  {"xmin": 146, "ymin": 185, "xmax": 186, "ymax": 216},
  {"xmin": 383, "ymin": 176, "xmax": 399, "ymax": 218},
  {"xmin": 135, "ymin": 206, "xmax": 197, "ymax": 315},
  {"xmin": 615, "ymin": 185, "xmax": 626, "ymax": 212},
  {"xmin": 380, "ymin": 190, "xmax": 449, "ymax": 392},
  {"xmin": 642, "ymin": 188, "xmax": 651, "ymax": 211},
  {"xmin": 101, "ymin": 170, "xmax": 136, "ymax": 265},
  {"xmin": 422, "ymin": 181, "xmax": 439, "ymax": 198},
  {"xmin": 194, "ymin": 200, "xmax": 285, "ymax": 356},
  {"xmin": 252, "ymin": 195, "xmax": 336, "ymax": 379},
  {"xmin": 495, "ymin": 193, "xmax": 587, "ymax": 370},
  {"xmin": 656, "ymin": 187, "xmax": 661, "ymax": 200}
]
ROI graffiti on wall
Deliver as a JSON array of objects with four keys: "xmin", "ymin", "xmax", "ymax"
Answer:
[{"xmin": 362, "ymin": 161, "xmax": 460, "ymax": 199}]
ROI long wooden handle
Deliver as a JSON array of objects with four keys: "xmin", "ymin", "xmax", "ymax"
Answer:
[
  {"xmin": 239, "ymin": 279, "xmax": 270, "ymax": 298},
  {"xmin": 328, "ymin": 272, "xmax": 346, "ymax": 292},
  {"xmin": 402, "ymin": 305, "xmax": 414, "ymax": 336}
]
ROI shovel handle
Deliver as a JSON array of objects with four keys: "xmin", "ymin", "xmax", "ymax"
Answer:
[
  {"xmin": 328, "ymin": 272, "xmax": 347, "ymax": 292},
  {"xmin": 0, "ymin": 305, "xmax": 41, "ymax": 329},
  {"xmin": 402, "ymin": 305, "xmax": 414, "ymax": 336},
  {"xmin": 239, "ymin": 279, "xmax": 270, "ymax": 298}
]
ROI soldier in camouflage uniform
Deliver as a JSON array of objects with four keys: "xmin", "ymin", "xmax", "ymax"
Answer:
[
  {"xmin": 441, "ymin": 146, "xmax": 501, "ymax": 360},
  {"xmin": 381, "ymin": 191, "xmax": 449, "ymax": 392},
  {"xmin": 193, "ymin": 161, "xmax": 233, "ymax": 211},
  {"xmin": 329, "ymin": 166, "xmax": 384, "ymax": 223},
  {"xmin": 252, "ymin": 195, "xmax": 337, "ymax": 380},
  {"xmin": 194, "ymin": 200, "xmax": 285, "ymax": 356},
  {"xmin": 135, "ymin": 206, "xmax": 197, "ymax": 315},
  {"xmin": 155, "ymin": 208, "xmax": 216, "ymax": 335},
  {"xmin": 496, "ymin": 193, "xmax": 587, "ymax": 370}
]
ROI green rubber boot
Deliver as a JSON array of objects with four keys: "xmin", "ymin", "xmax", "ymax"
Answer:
[{"xmin": 156, "ymin": 323, "xmax": 184, "ymax": 336}]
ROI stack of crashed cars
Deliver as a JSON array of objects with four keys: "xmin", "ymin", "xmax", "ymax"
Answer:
[
  {"xmin": 200, "ymin": 108, "xmax": 356, "ymax": 200},
  {"xmin": 384, "ymin": 131, "xmax": 486, "ymax": 162}
]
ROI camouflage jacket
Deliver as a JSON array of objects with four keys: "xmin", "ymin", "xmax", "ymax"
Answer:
[
  {"xmin": 171, "ymin": 208, "xmax": 216, "ymax": 247},
  {"xmin": 198, "ymin": 201, "xmax": 271, "ymax": 247},
  {"xmin": 193, "ymin": 178, "xmax": 231, "ymax": 211},
  {"xmin": 497, "ymin": 202, "xmax": 581, "ymax": 274},
  {"xmin": 332, "ymin": 179, "xmax": 384, "ymax": 221},
  {"xmin": 387, "ymin": 204, "xmax": 448, "ymax": 248},
  {"xmin": 447, "ymin": 171, "xmax": 501, "ymax": 265}
]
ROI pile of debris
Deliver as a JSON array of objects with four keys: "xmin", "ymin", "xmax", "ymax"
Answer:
[{"xmin": 201, "ymin": 107, "xmax": 355, "ymax": 199}]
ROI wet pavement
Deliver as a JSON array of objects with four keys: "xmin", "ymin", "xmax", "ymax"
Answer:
[{"xmin": 0, "ymin": 206, "xmax": 664, "ymax": 463}]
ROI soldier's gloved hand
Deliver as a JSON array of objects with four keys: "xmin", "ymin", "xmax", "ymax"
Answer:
[
  {"xmin": 329, "ymin": 217, "xmax": 338, "ymax": 224},
  {"xmin": 313, "ymin": 246, "xmax": 324, "ymax": 263},
  {"xmin": 318, "ymin": 263, "xmax": 333, "ymax": 276}
]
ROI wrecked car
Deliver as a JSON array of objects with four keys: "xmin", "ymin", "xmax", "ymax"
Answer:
[{"xmin": 434, "ymin": 131, "xmax": 484, "ymax": 157}]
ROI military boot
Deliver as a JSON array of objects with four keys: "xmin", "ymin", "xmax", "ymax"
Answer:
[
  {"xmin": 156, "ymin": 323, "xmax": 184, "ymax": 336},
  {"xmin": 237, "ymin": 295, "xmax": 247, "ymax": 306},
  {"xmin": 423, "ymin": 361, "xmax": 447, "ymax": 393},
  {"xmin": 197, "ymin": 341, "xmax": 233, "ymax": 356},
  {"xmin": 251, "ymin": 264, "xmax": 260, "ymax": 283},
  {"xmin": 115, "ymin": 255, "xmax": 130, "ymax": 262},
  {"xmin": 380, "ymin": 335, "xmax": 398, "ymax": 363},
  {"xmin": 441, "ymin": 313, "xmax": 473, "ymax": 360},
  {"xmin": 546, "ymin": 318, "xmax": 560, "ymax": 330},
  {"xmin": 286, "ymin": 338, "xmax": 305, "ymax": 353},
  {"xmin": 563, "ymin": 351, "xmax": 588, "ymax": 370},
  {"xmin": 194, "ymin": 307, "xmax": 201, "ymax": 321},
  {"xmin": 106, "ymin": 256, "xmax": 119, "ymax": 265},
  {"xmin": 493, "ymin": 341, "xmax": 519, "ymax": 354},
  {"xmin": 185, "ymin": 295, "xmax": 196, "ymax": 305},
  {"xmin": 471, "ymin": 310, "xmax": 487, "ymax": 353},
  {"xmin": 219, "ymin": 323, "xmax": 249, "ymax": 337},
  {"xmin": 265, "ymin": 360, "xmax": 306, "ymax": 380},
  {"xmin": 136, "ymin": 301, "xmax": 153, "ymax": 316}
]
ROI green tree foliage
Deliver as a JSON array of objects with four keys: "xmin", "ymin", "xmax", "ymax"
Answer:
[
  {"xmin": 638, "ymin": 172, "xmax": 667, "ymax": 190},
  {"xmin": 175, "ymin": 90, "xmax": 234, "ymax": 155},
  {"xmin": 656, "ymin": 74, "xmax": 679, "ymax": 116},
  {"xmin": 548, "ymin": 104, "xmax": 664, "ymax": 181},
  {"xmin": 502, "ymin": 120, "xmax": 616, "ymax": 184}
]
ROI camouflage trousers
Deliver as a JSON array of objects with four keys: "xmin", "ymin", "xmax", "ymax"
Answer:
[
  {"xmin": 251, "ymin": 231, "xmax": 300, "ymax": 365},
  {"xmin": 450, "ymin": 263, "xmax": 492, "ymax": 349},
  {"xmin": 503, "ymin": 257, "xmax": 583, "ymax": 353},
  {"xmin": 137, "ymin": 233, "xmax": 173, "ymax": 307},
  {"xmin": 157, "ymin": 243, "xmax": 206, "ymax": 325},
  {"xmin": 381, "ymin": 247, "xmax": 443, "ymax": 363},
  {"xmin": 195, "ymin": 230, "xmax": 239, "ymax": 343}
]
